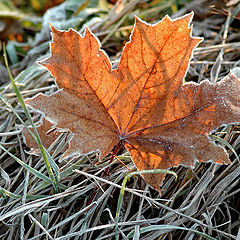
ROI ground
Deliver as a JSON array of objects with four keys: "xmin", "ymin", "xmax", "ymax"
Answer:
[{"xmin": 0, "ymin": 0, "xmax": 240, "ymax": 239}]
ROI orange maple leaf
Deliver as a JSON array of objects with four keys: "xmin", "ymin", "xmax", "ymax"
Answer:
[{"xmin": 25, "ymin": 12, "xmax": 240, "ymax": 190}]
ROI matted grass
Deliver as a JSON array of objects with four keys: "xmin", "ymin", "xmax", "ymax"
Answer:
[{"xmin": 1, "ymin": 0, "xmax": 240, "ymax": 239}]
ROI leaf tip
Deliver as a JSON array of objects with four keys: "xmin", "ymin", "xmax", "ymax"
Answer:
[
  {"xmin": 38, "ymin": 58, "xmax": 50, "ymax": 69},
  {"xmin": 83, "ymin": 25, "xmax": 92, "ymax": 38},
  {"xmin": 49, "ymin": 24, "xmax": 62, "ymax": 39},
  {"xmin": 49, "ymin": 24, "xmax": 56, "ymax": 32},
  {"xmin": 134, "ymin": 15, "xmax": 141, "ymax": 23},
  {"xmin": 231, "ymin": 67, "xmax": 240, "ymax": 79},
  {"xmin": 184, "ymin": 11, "xmax": 194, "ymax": 22}
]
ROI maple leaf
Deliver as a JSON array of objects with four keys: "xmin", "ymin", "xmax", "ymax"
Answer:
[{"xmin": 25, "ymin": 12, "xmax": 240, "ymax": 190}]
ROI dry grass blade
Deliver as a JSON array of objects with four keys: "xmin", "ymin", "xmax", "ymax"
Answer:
[{"xmin": 1, "ymin": 1, "xmax": 240, "ymax": 240}]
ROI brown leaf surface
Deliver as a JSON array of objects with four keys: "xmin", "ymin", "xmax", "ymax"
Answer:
[
  {"xmin": 23, "ymin": 118, "xmax": 62, "ymax": 155},
  {"xmin": 25, "ymin": 13, "xmax": 240, "ymax": 190}
]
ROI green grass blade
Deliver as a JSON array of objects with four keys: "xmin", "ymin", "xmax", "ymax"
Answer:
[
  {"xmin": 209, "ymin": 134, "xmax": 239, "ymax": 162},
  {"xmin": 3, "ymin": 44, "xmax": 58, "ymax": 192},
  {"xmin": 0, "ymin": 186, "xmax": 20, "ymax": 199},
  {"xmin": 127, "ymin": 224, "xmax": 216, "ymax": 240},
  {"xmin": 45, "ymin": 150, "xmax": 60, "ymax": 180},
  {"xmin": 0, "ymin": 95, "xmax": 37, "ymax": 141},
  {"xmin": 0, "ymin": 143, "xmax": 52, "ymax": 184},
  {"xmin": 0, "ymin": 94, "xmax": 63, "ymax": 185},
  {"xmin": 115, "ymin": 169, "xmax": 177, "ymax": 239}
]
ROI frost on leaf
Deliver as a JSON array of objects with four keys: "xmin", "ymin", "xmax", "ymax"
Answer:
[
  {"xmin": 23, "ymin": 118, "xmax": 67, "ymax": 155},
  {"xmin": 24, "ymin": 12, "xmax": 240, "ymax": 191}
]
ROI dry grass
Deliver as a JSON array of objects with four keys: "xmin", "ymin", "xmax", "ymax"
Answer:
[{"xmin": 1, "ymin": 0, "xmax": 240, "ymax": 239}]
